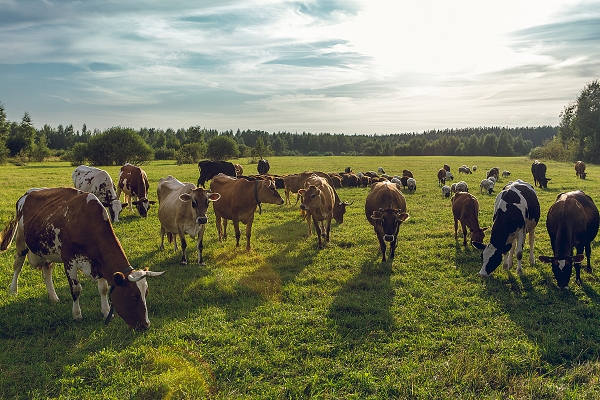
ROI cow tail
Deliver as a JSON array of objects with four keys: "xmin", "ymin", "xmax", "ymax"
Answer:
[{"xmin": 0, "ymin": 217, "xmax": 18, "ymax": 252}]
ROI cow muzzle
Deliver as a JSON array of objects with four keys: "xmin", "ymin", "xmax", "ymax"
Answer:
[
  {"xmin": 300, "ymin": 204, "xmax": 308, "ymax": 210},
  {"xmin": 384, "ymin": 234, "xmax": 395, "ymax": 242},
  {"xmin": 196, "ymin": 216, "xmax": 208, "ymax": 225}
]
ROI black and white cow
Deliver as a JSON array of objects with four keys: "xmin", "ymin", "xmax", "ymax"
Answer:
[
  {"xmin": 72, "ymin": 165, "xmax": 123, "ymax": 223},
  {"xmin": 472, "ymin": 180, "xmax": 540, "ymax": 276},
  {"xmin": 539, "ymin": 191, "xmax": 599, "ymax": 289}
]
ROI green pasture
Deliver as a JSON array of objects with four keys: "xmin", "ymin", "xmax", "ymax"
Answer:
[{"xmin": 2, "ymin": 156, "xmax": 600, "ymax": 399}]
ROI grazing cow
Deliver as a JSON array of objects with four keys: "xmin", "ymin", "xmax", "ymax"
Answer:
[
  {"xmin": 234, "ymin": 164, "xmax": 244, "ymax": 177},
  {"xmin": 502, "ymin": 170, "xmax": 511, "ymax": 179},
  {"xmin": 455, "ymin": 181, "xmax": 468, "ymax": 193},
  {"xmin": 197, "ymin": 160, "xmax": 236, "ymax": 188},
  {"xmin": 445, "ymin": 171, "xmax": 454, "ymax": 181},
  {"xmin": 365, "ymin": 181, "xmax": 410, "ymax": 262},
  {"xmin": 450, "ymin": 183, "xmax": 457, "ymax": 194},
  {"xmin": 258, "ymin": 159, "xmax": 270, "ymax": 175},
  {"xmin": 472, "ymin": 165, "xmax": 477, "ymax": 171},
  {"xmin": 402, "ymin": 169, "xmax": 413, "ymax": 178},
  {"xmin": 472, "ymin": 180, "xmax": 540, "ymax": 276},
  {"xmin": 459, "ymin": 165, "xmax": 472, "ymax": 174},
  {"xmin": 443, "ymin": 164, "xmax": 451, "ymax": 172},
  {"xmin": 342, "ymin": 173, "xmax": 360, "ymax": 187},
  {"xmin": 344, "ymin": 166, "xmax": 352, "ymax": 173},
  {"xmin": 442, "ymin": 185, "xmax": 451, "ymax": 198},
  {"xmin": 298, "ymin": 175, "xmax": 335, "ymax": 249},
  {"xmin": 210, "ymin": 174, "xmax": 284, "ymax": 251},
  {"xmin": 157, "ymin": 176, "xmax": 221, "ymax": 265},
  {"xmin": 406, "ymin": 177, "xmax": 417, "ymax": 191},
  {"xmin": 0, "ymin": 188, "xmax": 164, "ymax": 329},
  {"xmin": 575, "ymin": 161, "xmax": 587, "ymax": 179},
  {"xmin": 452, "ymin": 192, "xmax": 487, "ymax": 246},
  {"xmin": 531, "ymin": 160, "xmax": 551, "ymax": 188},
  {"xmin": 480, "ymin": 179, "xmax": 495, "ymax": 194},
  {"xmin": 302, "ymin": 171, "xmax": 350, "ymax": 224},
  {"xmin": 539, "ymin": 191, "xmax": 599, "ymax": 289},
  {"xmin": 378, "ymin": 166, "xmax": 386, "ymax": 174},
  {"xmin": 487, "ymin": 167, "xmax": 499, "ymax": 181},
  {"xmin": 72, "ymin": 165, "xmax": 123, "ymax": 223},
  {"xmin": 117, "ymin": 163, "xmax": 155, "ymax": 217},
  {"xmin": 437, "ymin": 168, "xmax": 447, "ymax": 186}
]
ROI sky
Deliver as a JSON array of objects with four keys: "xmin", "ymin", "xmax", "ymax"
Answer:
[{"xmin": 1, "ymin": 0, "xmax": 599, "ymax": 134}]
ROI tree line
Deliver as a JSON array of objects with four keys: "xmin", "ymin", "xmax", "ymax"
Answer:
[{"xmin": 0, "ymin": 101, "xmax": 562, "ymax": 166}]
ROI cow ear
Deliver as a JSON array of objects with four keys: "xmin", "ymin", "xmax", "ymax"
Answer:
[
  {"xmin": 298, "ymin": 189, "xmax": 306, "ymax": 195},
  {"xmin": 113, "ymin": 272, "xmax": 126, "ymax": 286},
  {"xmin": 131, "ymin": 200, "xmax": 140, "ymax": 205},
  {"xmin": 208, "ymin": 193, "xmax": 221, "ymax": 201},
  {"xmin": 371, "ymin": 211, "xmax": 382, "ymax": 220},
  {"xmin": 501, "ymin": 243, "xmax": 513, "ymax": 254},
  {"xmin": 101, "ymin": 201, "xmax": 111, "ymax": 207},
  {"xmin": 572, "ymin": 254, "xmax": 585, "ymax": 262},
  {"xmin": 538, "ymin": 255, "xmax": 553, "ymax": 263},
  {"xmin": 472, "ymin": 242, "xmax": 486, "ymax": 250},
  {"xmin": 398, "ymin": 212, "xmax": 410, "ymax": 223},
  {"xmin": 149, "ymin": 200, "xmax": 156, "ymax": 204},
  {"xmin": 179, "ymin": 193, "xmax": 192, "ymax": 202}
]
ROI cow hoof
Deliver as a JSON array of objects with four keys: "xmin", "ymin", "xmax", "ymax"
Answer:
[
  {"xmin": 180, "ymin": 261, "xmax": 188, "ymax": 265},
  {"xmin": 586, "ymin": 266, "xmax": 592, "ymax": 274}
]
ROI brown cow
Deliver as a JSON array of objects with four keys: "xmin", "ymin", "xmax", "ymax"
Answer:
[
  {"xmin": 157, "ymin": 176, "xmax": 221, "ymax": 265},
  {"xmin": 117, "ymin": 163, "xmax": 155, "ymax": 217},
  {"xmin": 365, "ymin": 181, "xmax": 410, "ymax": 262},
  {"xmin": 575, "ymin": 161, "xmax": 587, "ymax": 179},
  {"xmin": 451, "ymin": 192, "xmax": 487, "ymax": 246},
  {"xmin": 283, "ymin": 174, "xmax": 305, "ymax": 205},
  {"xmin": 0, "ymin": 188, "xmax": 164, "ymax": 329},
  {"xmin": 210, "ymin": 174, "xmax": 284, "ymax": 251},
  {"xmin": 234, "ymin": 164, "xmax": 244, "ymax": 177},
  {"xmin": 298, "ymin": 174, "xmax": 335, "ymax": 249},
  {"xmin": 402, "ymin": 169, "xmax": 413, "ymax": 178},
  {"xmin": 437, "ymin": 168, "xmax": 447, "ymax": 186}
]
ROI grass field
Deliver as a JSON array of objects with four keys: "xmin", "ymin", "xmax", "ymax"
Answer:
[{"xmin": 2, "ymin": 155, "xmax": 600, "ymax": 399}]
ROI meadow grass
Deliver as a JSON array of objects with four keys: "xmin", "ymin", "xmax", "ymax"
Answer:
[{"xmin": 1, "ymin": 156, "xmax": 600, "ymax": 398}]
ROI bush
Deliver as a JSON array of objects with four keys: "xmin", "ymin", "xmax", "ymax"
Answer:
[
  {"xmin": 63, "ymin": 142, "xmax": 89, "ymax": 165},
  {"xmin": 86, "ymin": 127, "xmax": 153, "ymax": 165},
  {"xmin": 529, "ymin": 136, "xmax": 576, "ymax": 162},
  {"xmin": 307, "ymin": 151, "xmax": 320, "ymax": 156},
  {"xmin": 206, "ymin": 136, "xmax": 239, "ymax": 160},
  {"xmin": 154, "ymin": 147, "xmax": 176, "ymax": 160},
  {"xmin": 323, "ymin": 151, "xmax": 334, "ymax": 156},
  {"xmin": 176, "ymin": 142, "xmax": 207, "ymax": 165}
]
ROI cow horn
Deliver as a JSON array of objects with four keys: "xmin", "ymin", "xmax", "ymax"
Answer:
[{"xmin": 127, "ymin": 269, "xmax": 166, "ymax": 282}]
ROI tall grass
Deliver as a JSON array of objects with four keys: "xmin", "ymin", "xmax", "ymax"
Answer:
[{"xmin": 1, "ymin": 156, "xmax": 600, "ymax": 399}]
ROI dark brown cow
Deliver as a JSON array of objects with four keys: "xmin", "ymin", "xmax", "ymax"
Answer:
[
  {"xmin": 575, "ymin": 161, "xmax": 587, "ymax": 179},
  {"xmin": 157, "ymin": 176, "xmax": 221, "ymax": 265},
  {"xmin": 342, "ymin": 173, "xmax": 359, "ymax": 187},
  {"xmin": 0, "ymin": 188, "xmax": 164, "ymax": 329},
  {"xmin": 365, "ymin": 181, "xmax": 410, "ymax": 262},
  {"xmin": 487, "ymin": 167, "xmax": 499, "ymax": 181},
  {"xmin": 451, "ymin": 192, "xmax": 487, "ymax": 246},
  {"xmin": 210, "ymin": 174, "xmax": 284, "ymax": 251},
  {"xmin": 437, "ymin": 168, "xmax": 447, "ymax": 186},
  {"xmin": 531, "ymin": 160, "xmax": 550, "ymax": 188},
  {"xmin": 402, "ymin": 169, "xmax": 413, "ymax": 178},
  {"xmin": 539, "ymin": 191, "xmax": 599, "ymax": 289},
  {"xmin": 299, "ymin": 174, "xmax": 336, "ymax": 249},
  {"xmin": 117, "ymin": 163, "xmax": 155, "ymax": 217}
]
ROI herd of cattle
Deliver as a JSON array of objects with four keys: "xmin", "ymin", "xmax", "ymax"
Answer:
[{"xmin": 0, "ymin": 158, "xmax": 596, "ymax": 330}]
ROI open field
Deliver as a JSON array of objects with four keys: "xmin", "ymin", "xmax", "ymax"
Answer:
[{"xmin": 2, "ymin": 156, "xmax": 600, "ymax": 399}]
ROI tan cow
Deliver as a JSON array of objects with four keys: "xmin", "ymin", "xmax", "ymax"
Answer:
[
  {"xmin": 365, "ymin": 181, "xmax": 410, "ymax": 262},
  {"xmin": 451, "ymin": 192, "xmax": 487, "ymax": 246},
  {"xmin": 575, "ymin": 161, "xmax": 587, "ymax": 179},
  {"xmin": 210, "ymin": 174, "xmax": 284, "ymax": 251},
  {"xmin": 117, "ymin": 163, "xmax": 155, "ymax": 217},
  {"xmin": 283, "ymin": 174, "xmax": 305, "ymax": 205},
  {"xmin": 157, "ymin": 176, "xmax": 220, "ymax": 265},
  {"xmin": 298, "ymin": 174, "xmax": 335, "ymax": 249}
]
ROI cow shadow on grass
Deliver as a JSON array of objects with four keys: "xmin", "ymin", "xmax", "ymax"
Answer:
[{"xmin": 328, "ymin": 256, "xmax": 395, "ymax": 342}]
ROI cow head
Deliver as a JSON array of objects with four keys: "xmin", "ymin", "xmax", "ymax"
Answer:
[
  {"xmin": 131, "ymin": 198, "xmax": 156, "ymax": 217},
  {"xmin": 370, "ymin": 208, "xmax": 410, "ymax": 242},
  {"xmin": 472, "ymin": 241, "xmax": 512, "ymax": 276},
  {"xmin": 298, "ymin": 185, "xmax": 321, "ymax": 211},
  {"xmin": 111, "ymin": 268, "xmax": 165, "ymax": 330},
  {"xmin": 469, "ymin": 227, "xmax": 488, "ymax": 244},
  {"xmin": 102, "ymin": 199, "xmax": 123, "ymax": 223},
  {"xmin": 257, "ymin": 179, "xmax": 284, "ymax": 205},
  {"xmin": 539, "ymin": 254, "xmax": 584, "ymax": 289},
  {"xmin": 539, "ymin": 177, "xmax": 551, "ymax": 188},
  {"xmin": 179, "ymin": 188, "xmax": 221, "ymax": 225},
  {"xmin": 333, "ymin": 201, "xmax": 353, "ymax": 224}
]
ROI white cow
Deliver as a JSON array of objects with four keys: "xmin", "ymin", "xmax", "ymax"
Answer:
[{"xmin": 72, "ymin": 165, "xmax": 123, "ymax": 222}]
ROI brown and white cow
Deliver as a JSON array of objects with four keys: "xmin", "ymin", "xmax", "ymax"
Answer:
[
  {"xmin": 575, "ymin": 161, "xmax": 587, "ymax": 179},
  {"xmin": 539, "ymin": 191, "xmax": 599, "ymax": 289},
  {"xmin": 451, "ymin": 192, "xmax": 487, "ymax": 246},
  {"xmin": 0, "ymin": 187, "xmax": 164, "ymax": 329},
  {"xmin": 298, "ymin": 174, "xmax": 335, "ymax": 249},
  {"xmin": 210, "ymin": 174, "xmax": 284, "ymax": 251},
  {"xmin": 157, "ymin": 176, "xmax": 221, "ymax": 265},
  {"xmin": 72, "ymin": 165, "xmax": 123, "ymax": 223},
  {"xmin": 365, "ymin": 181, "xmax": 410, "ymax": 262},
  {"xmin": 117, "ymin": 163, "xmax": 155, "ymax": 217},
  {"xmin": 437, "ymin": 168, "xmax": 447, "ymax": 186}
]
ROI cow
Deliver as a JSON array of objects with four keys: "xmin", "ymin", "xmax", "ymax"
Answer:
[
  {"xmin": 575, "ymin": 161, "xmax": 587, "ymax": 179},
  {"xmin": 487, "ymin": 167, "xmax": 499, "ymax": 181},
  {"xmin": 472, "ymin": 165, "xmax": 478, "ymax": 171},
  {"xmin": 378, "ymin": 167, "xmax": 386, "ymax": 174},
  {"xmin": 116, "ymin": 163, "xmax": 155, "ymax": 217},
  {"xmin": 458, "ymin": 165, "xmax": 472, "ymax": 174},
  {"xmin": 157, "ymin": 176, "xmax": 221, "ymax": 265},
  {"xmin": 210, "ymin": 174, "xmax": 284, "ymax": 251},
  {"xmin": 502, "ymin": 170, "xmax": 511, "ymax": 179},
  {"xmin": 446, "ymin": 171, "xmax": 454, "ymax": 181},
  {"xmin": 283, "ymin": 174, "xmax": 304, "ymax": 205},
  {"xmin": 342, "ymin": 173, "xmax": 360, "ymax": 187},
  {"xmin": 437, "ymin": 168, "xmax": 447, "ymax": 186},
  {"xmin": 294, "ymin": 171, "xmax": 351, "ymax": 223},
  {"xmin": 406, "ymin": 177, "xmax": 417, "ymax": 191},
  {"xmin": 234, "ymin": 164, "xmax": 244, "ymax": 177},
  {"xmin": 472, "ymin": 180, "xmax": 540, "ymax": 276},
  {"xmin": 455, "ymin": 181, "xmax": 468, "ymax": 193},
  {"xmin": 197, "ymin": 160, "xmax": 236, "ymax": 188},
  {"xmin": 365, "ymin": 181, "xmax": 410, "ymax": 262},
  {"xmin": 0, "ymin": 187, "xmax": 164, "ymax": 329},
  {"xmin": 258, "ymin": 159, "xmax": 270, "ymax": 175},
  {"xmin": 72, "ymin": 165, "xmax": 123, "ymax": 223},
  {"xmin": 539, "ymin": 191, "xmax": 599, "ymax": 289},
  {"xmin": 452, "ymin": 192, "xmax": 487, "ymax": 246},
  {"xmin": 531, "ymin": 160, "xmax": 551, "ymax": 188},
  {"xmin": 298, "ymin": 175, "xmax": 335, "ymax": 249},
  {"xmin": 443, "ymin": 164, "xmax": 451, "ymax": 172},
  {"xmin": 442, "ymin": 185, "xmax": 451, "ymax": 198},
  {"xmin": 402, "ymin": 169, "xmax": 413, "ymax": 178},
  {"xmin": 480, "ymin": 179, "xmax": 495, "ymax": 194}
]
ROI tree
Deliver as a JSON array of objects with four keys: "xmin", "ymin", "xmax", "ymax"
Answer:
[
  {"xmin": 206, "ymin": 135, "xmax": 239, "ymax": 160},
  {"xmin": 6, "ymin": 112, "xmax": 36, "ymax": 157},
  {"xmin": 558, "ymin": 80, "xmax": 600, "ymax": 162},
  {"xmin": 250, "ymin": 137, "xmax": 273, "ymax": 158},
  {"xmin": 0, "ymin": 103, "xmax": 9, "ymax": 163},
  {"xmin": 496, "ymin": 130, "xmax": 515, "ymax": 156},
  {"xmin": 176, "ymin": 142, "xmax": 207, "ymax": 165},
  {"xmin": 86, "ymin": 127, "xmax": 153, "ymax": 165}
]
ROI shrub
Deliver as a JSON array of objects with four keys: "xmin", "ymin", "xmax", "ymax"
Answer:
[
  {"xmin": 206, "ymin": 136, "xmax": 239, "ymax": 160},
  {"xmin": 86, "ymin": 127, "xmax": 153, "ymax": 165},
  {"xmin": 176, "ymin": 142, "xmax": 207, "ymax": 165},
  {"xmin": 154, "ymin": 147, "xmax": 176, "ymax": 160},
  {"xmin": 307, "ymin": 151, "xmax": 320, "ymax": 156}
]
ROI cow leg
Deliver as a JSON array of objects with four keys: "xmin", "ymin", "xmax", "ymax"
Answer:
[
  {"xmin": 453, "ymin": 218, "xmax": 459, "ymax": 240},
  {"xmin": 313, "ymin": 215, "xmax": 323, "ymax": 249},
  {"xmin": 215, "ymin": 214, "xmax": 223, "ymax": 241},
  {"xmin": 389, "ymin": 237, "xmax": 398, "ymax": 260},
  {"xmin": 159, "ymin": 226, "xmax": 166, "ymax": 251},
  {"xmin": 528, "ymin": 229, "xmax": 536, "ymax": 266},
  {"xmin": 515, "ymin": 231, "xmax": 527, "ymax": 275},
  {"xmin": 9, "ymin": 227, "xmax": 28, "ymax": 295},
  {"xmin": 325, "ymin": 216, "xmax": 332, "ymax": 242},
  {"xmin": 575, "ymin": 243, "xmax": 585, "ymax": 285},
  {"xmin": 503, "ymin": 241, "xmax": 515, "ymax": 271},
  {"xmin": 375, "ymin": 228, "xmax": 387, "ymax": 262},
  {"xmin": 584, "ymin": 243, "xmax": 592, "ymax": 274},
  {"xmin": 306, "ymin": 215, "xmax": 312, "ymax": 236},
  {"xmin": 41, "ymin": 262, "xmax": 59, "ymax": 302},
  {"xmin": 245, "ymin": 216, "xmax": 254, "ymax": 251},
  {"xmin": 233, "ymin": 219, "xmax": 242, "ymax": 247},
  {"xmin": 97, "ymin": 278, "xmax": 110, "ymax": 318},
  {"xmin": 461, "ymin": 221, "xmax": 468, "ymax": 246},
  {"xmin": 196, "ymin": 225, "xmax": 207, "ymax": 265},
  {"xmin": 179, "ymin": 231, "xmax": 188, "ymax": 265},
  {"xmin": 64, "ymin": 263, "xmax": 83, "ymax": 320},
  {"xmin": 223, "ymin": 219, "xmax": 228, "ymax": 240}
]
